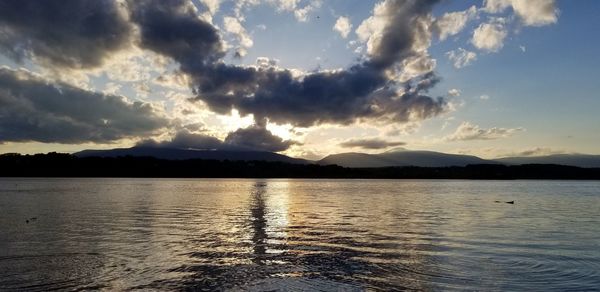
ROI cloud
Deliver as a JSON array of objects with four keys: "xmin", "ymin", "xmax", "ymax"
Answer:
[
  {"xmin": 272, "ymin": 0, "xmax": 301, "ymax": 12},
  {"xmin": 459, "ymin": 146, "xmax": 568, "ymax": 159},
  {"xmin": 0, "ymin": 67, "xmax": 167, "ymax": 143},
  {"xmin": 471, "ymin": 20, "xmax": 508, "ymax": 52},
  {"xmin": 104, "ymin": 82, "xmax": 122, "ymax": 95},
  {"xmin": 138, "ymin": 131, "xmax": 224, "ymax": 150},
  {"xmin": 0, "ymin": 0, "xmax": 132, "ymax": 69},
  {"xmin": 333, "ymin": 16, "xmax": 352, "ymax": 38},
  {"xmin": 139, "ymin": 125, "xmax": 298, "ymax": 152},
  {"xmin": 339, "ymin": 138, "xmax": 405, "ymax": 150},
  {"xmin": 446, "ymin": 121, "xmax": 523, "ymax": 141},
  {"xmin": 433, "ymin": 6, "xmax": 477, "ymax": 41},
  {"xmin": 505, "ymin": 147, "xmax": 566, "ymax": 157},
  {"xmin": 200, "ymin": 0, "xmax": 221, "ymax": 15},
  {"xmin": 128, "ymin": 0, "xmax": 225, "ymax": 69},
  {"xmin": 484, "ymin": 0, "xmax": 558, "ymax": 26},
  {"xmin": 127, "ymin": 0, "xmax": 447, "ymax": 127},
  {"xmin": 223, "ymin": 16, "xmax": 253, "ymax": 57},
  {"xmin": 293, "ymin": 0, "xmax": 321, "ymax": 22},
  {"xmin": 256, "ymin": 57, "xmax": 279, "ymax": 68},
  {"xmin": 385, "ymin": 121, "xmax": 421, "ymax": 136},
  {"xmin": 446, "ymin": 48, "xmax": 477, "ymax": 68},
  {"xmin": 225, "ymin": 125, "xmax": 299, "ymax": 152},
  {"xmin": 398, "ymin": 54, "xmax": 437, "ymax": 81},
  {"xmin": 480, "ymin": 94, "xmax": 490, "ymax": 100},
  {"xmin": 448, "ymin": 89, "xmax": 461, "ymax": 97},
  {"xmin": 355, "ymin": 0, "xmax": 437, "ymax": 68},
  {"xmin": 0, "ymin": 0, "xmax": 448, "ymax": 133},
  {"xmin": 232, "ymin": 0, "xmax": 322, "ymax": 23},
  {"xmin": 154, "ymin": 72, "xmax": 190, "ymax": 90}
]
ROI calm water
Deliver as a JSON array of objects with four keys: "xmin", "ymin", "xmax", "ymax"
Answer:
[{"xmin": 0, "ymin": 178, "xmax": 599, "ymax": 291}]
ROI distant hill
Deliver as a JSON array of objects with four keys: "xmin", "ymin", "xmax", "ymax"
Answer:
[
  {"xmin": 319, "ymin": 150, "xmax": 492, "ymax": 168},
  {"xmin": 73, "ymin": 147, "xmax": 600, "ymax": 169},
  {"xmin": 494, "ymin": 154, "xmax": 600, "ymax": 168},
  {"xmin": 75, "ymin": 147, "xmax": 308, "ymax": 164}
]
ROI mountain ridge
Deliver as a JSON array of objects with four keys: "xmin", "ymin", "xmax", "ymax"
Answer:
[
  {"xmin": 494, "ymin": 154, "xmax": 600, "ymax": 168},
  {"xmin": 318, "ymin": 150, "xmax": 493, "ymax": 168},
  {"xmin": 75, "ymin": 147, "xmax": 309, "ymax": 164},
  {"xmin": 71, "ymin": 147, "xmax": 600, "ymax": 168}
]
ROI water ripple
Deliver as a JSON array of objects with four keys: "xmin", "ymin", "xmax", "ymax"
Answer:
[{"xmin": 1, "ymin": 178, "xmax": 599, "ymax": 291}]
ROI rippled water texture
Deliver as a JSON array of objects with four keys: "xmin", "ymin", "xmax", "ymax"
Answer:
[{"xmin": 1, "ymin": 178, "xmax": 599, "ymax": 291}]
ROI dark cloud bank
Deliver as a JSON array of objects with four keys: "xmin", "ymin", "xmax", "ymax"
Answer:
[
  {"xmin": 0, "ymin": 0, "xmax": 131, "ymax": 69},
  {"xmin": 138, "ymin": 127, "xmax": 298, "ymax": 152},
  {"xmin": 0, "ymin": 68, "xmax": 167, "ymax": 143},
  {"xmin": 129, "ymin": 0, "xmax": 446, "ymax": 127},
  {"xmin": 0, "ymin": 0, "xmax": 447, "ymax": 147}
]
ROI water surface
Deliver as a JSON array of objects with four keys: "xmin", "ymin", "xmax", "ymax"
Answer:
[{"xmin": 1, "ymin": 178, "xmax": 599, "ymax": 291}]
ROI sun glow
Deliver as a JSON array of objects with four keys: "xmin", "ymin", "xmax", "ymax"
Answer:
[
  {"xmin": 218, "ymin": 109, "xmax": 255, "ymax": 132},
  {"xmin": 266, "ymin": 122, "xmax": 294, "ymax": 141}
]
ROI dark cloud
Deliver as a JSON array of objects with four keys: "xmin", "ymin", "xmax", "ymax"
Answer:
[
  {"xmin": 127, "ymin": 0, "xmax": 224, "ymax": 71},
  {"xmin": 366, "ymin": 0, "xmax": 439, "ymax": 70},
  {"xmin": 224, "ymin": 125, "xmax": 299, "ymax": 152},
  {"xmin": 126, "ymin": 0, "xmax": 447, "ymax": 127},
  {"xmin": 137, "ymin": 131, "xmax": 224, "ymax": 150},
  {"xmin": 339, "ymin": 138, "xmax": 406, "ymax": 150},
  {"xmin": 0, "ymin": 67, "xmax": 167, "ymax": 143},
  {"xmin": 138, "ymin": 126, "xmax": 298, "ymax": 153},
  {"xmin": 0, "ymin": 0, "xmax": 132, "ymax": 69},
  {"xmin": 0, "ymin": 0, "xmax": 448, "ymax": 135}
]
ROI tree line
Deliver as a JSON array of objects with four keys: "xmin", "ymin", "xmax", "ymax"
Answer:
[{"xmin": 1, "ymin": 152, "xmax": 600, "ymax": 179}]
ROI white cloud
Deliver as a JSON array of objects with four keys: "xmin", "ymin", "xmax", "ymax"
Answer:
[
  {"xmin": 103, "ymin": 82, "xmax": 122, "ymax": 95},
  {"xmin": 484, "ymin": 0, "xmax": 558, "ymax": 26},
  {"xmin": 196, "ymin": 0, "xmax": 222, "ymax": 23},
  {"xmin": 484, "ymin": 0, "xmax": 512, "ymax": 13},
  {"xmin": 133, "ymin": 82, "xmax": 151, "ymax": 97},
  {"xmin": 446, "ymin": 48, "xmax": 477, "ymax": 68},
  {"xmin": 398, "ymin": 54, "xmax": 436, "ymax": 82},
  {"xmin": 448, "ymin": 88, "xmax": 461, "ymax": 97},
  {"xmin": 256, "ymin": 57, "xmax": 279, "ymax": 68},
  {"xmin": 235, "ymin": 0, "xmax": 320, "ymax": 22},
  {"xmin": 333, "ymin": 16, "xmax": 352, "ymax": 38},
  {"xmin": 104, "ymin": 53, "xmax": 154, "ymax": 82},
  {"xmin": 273, "ymin": 0, "xmax": 300, "ymax": 11},
  {"xmin": 519, "ymin": 45, "xmax": 526, "ymax": 52},
  {"xmin": 435, "ymin": 6, "xmax": 478, "ymax": 40},
  {"xmin": 154, "ymin": 72, "xmax": 190, "ymax": 90},
  {"xmin": 471, "ymin": 21, "xmax": 507, "ymax": 52},
  {"xmin": 293, "ymin": 0, "xmax": 321, "ymax": 22},
  {"xmin": 480, "ymin": 94, "xmax": 490, "ymax": 100},
  {"xmin": 223, "ymin": 16, "xmax": 253, "ymax": 57},
  {"xmin": 201, "ymin": 0, "xmax": 221, "ymax": 15},
  {"xmin": 355, "ymin": 1, "xmax": 389, "ymax": 55},
  {"xmin": 385, "ymin": 121, "xmax": 421, "ymax": 136},
  {"xmin": 446, "ymin": 122, "xmax": 523, "ymax": 141}
]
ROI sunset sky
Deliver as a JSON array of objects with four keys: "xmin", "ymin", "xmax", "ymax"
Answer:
[{"xmin": 0, "ymin": 0, "xmax": 598, "ymax": 159}]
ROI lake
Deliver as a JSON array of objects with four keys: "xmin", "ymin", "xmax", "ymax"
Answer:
[{"xmin": 1, "ymin": 178, "xmax": 599, "ymax": 291}]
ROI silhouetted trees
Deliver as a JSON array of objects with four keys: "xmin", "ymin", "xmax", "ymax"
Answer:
[{"xmin": 1, "ymin": 153, "xmax": 600, "ymax": 179}]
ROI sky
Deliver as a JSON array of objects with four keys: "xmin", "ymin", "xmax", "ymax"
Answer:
[{"xmin": 0, "ymin": 0, "xmax": 598, "ymax": 160}]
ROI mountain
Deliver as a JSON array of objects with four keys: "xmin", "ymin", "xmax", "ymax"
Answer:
[
  {"xmin": 319, "ymin": 150, "xmax": 492, "ymax": 168},
  {"xmin": 494, "ymin": 154, "xmax": 600, "ymax": 168},
  {"xmin": 74, "ymin": 147, "xmax": 600, "ymax": 169},
  {"xmin": 75, "ymin": 147, "xmax": 308, "ymax": 164}
]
